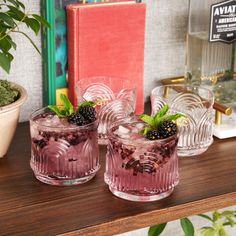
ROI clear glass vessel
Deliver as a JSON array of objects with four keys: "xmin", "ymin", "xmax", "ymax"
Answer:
[
  {"xmin": 104, "ymin": 116, "xmax": 179, "ymax": 202},
  {"xmin": 77, "ymin": 77, "xmax": 136, "ymax": 145},
  {"xmin": 151, "ymin": 85, "xmax": 214, "ymax": 156},
  {"xmin": 29, "ymin": 107, "xmax": 100, "ymax": 186},
  {"xmin": 187, "ymin": 0, "xmax": 236, "ymax": 105}
]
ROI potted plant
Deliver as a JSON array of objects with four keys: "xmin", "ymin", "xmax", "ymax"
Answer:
[{"xmin": 0, "ymin": 0, "xmax": 49, "ymax": 158}]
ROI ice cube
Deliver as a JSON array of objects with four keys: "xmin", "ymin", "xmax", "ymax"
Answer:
[{"xmin": 118, "ymin": 125, "xmax": 130, "ymax": 134}]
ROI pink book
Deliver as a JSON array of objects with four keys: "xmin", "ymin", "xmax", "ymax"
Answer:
[{"xmin": 66, "ymin": 1, "xmax": 146, "ymax": 114}]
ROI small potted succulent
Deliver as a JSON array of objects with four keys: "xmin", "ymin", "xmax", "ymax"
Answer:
[{"xmin": 0, "ymin": 0, "xmax": 49, "ymax": 158}]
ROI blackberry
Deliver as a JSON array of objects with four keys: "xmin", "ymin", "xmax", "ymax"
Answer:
[
  {"xmin": 146, "ymin": 130, "xmax": 163, "ymax": 140},
  {"xmin": 78, "ymin": 106, "xmax": 96, "ymax": 123},
  {"xmin": 68, "ymin": 112, "xmax": 88, "ymax": 126},
  {"xmin": 158, "ymin": 121, "xmax": 177, "ymax": 138}
]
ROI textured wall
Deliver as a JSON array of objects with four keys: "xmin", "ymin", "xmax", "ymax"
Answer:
[
  {"xmin": 143, "ymin": 0, "xmax": 188, "ymax": 98},
  {"xmin": 0, "ymin": 0, "xmax": 42, "ymax": 122}
]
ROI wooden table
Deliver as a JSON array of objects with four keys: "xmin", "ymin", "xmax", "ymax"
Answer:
[{"xmin": 0, "ymin": 122, "xmax": 236, "ymax": 236}]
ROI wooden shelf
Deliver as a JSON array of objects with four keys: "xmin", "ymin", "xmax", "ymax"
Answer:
[{"xmin": 0, "ymin": 122, "xmax": 236, "ymax": 236}]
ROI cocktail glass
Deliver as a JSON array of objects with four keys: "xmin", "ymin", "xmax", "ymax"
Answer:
[
  {"xmin": 151, "ymin": 84, "xmax": 214, "ymax": 156},
  {"xmin": 29, "ymin": 107, "xmax": 100, "ymax": 186},
  {"xmin": 77, "ymin": 77, "xmax": 136, "ymax": 144},
  {"xmin": 104, "ymin": 116, "xmax": 179, "ymax": 202}
]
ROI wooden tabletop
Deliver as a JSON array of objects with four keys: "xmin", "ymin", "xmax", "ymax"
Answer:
[{"xmin": 0, "ymin": 122, "xmax": 236, "ymax": 236}]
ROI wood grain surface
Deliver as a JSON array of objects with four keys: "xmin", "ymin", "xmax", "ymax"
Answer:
[{"xmin": 0, "ymin": 122, "xmax": 236, "ymax": 236}]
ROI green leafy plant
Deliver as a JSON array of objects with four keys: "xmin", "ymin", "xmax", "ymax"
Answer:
[
  {"xmin": 148, "ymin": 210, "xmax": 236, "ymax": 236},
  {"xmin": 0, "ymin": 0, "xmax": 50, "ymax": 73}
]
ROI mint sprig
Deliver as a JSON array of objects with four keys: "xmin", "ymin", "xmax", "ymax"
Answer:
[
  {"xmin": 77, "ymin": 101, "xmax": 95, "ymax": 111},
  {"xmin": 139, "ymin": 104, "xmax": 185, "ymax": 134},
  {"xmin": 48, "ymin": 94, "xmax": 74, "ymax": 118}
]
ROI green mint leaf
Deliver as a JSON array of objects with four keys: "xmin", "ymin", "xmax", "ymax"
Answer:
[
  {"xmin": 148, "ymin": 223, "xmax": 167, "ymax": 236},
  {"xmin": 140, "ymin": 127, "xmax": 152, "ymax": 135},
  {"xmin": 154, "ymin": 104, "xmax": 169, "ymax": 119},
  {"xmin": 79, "ymin": 101, "xmax": 95, "ymax": 108},
  {"xmin": 139, "ymin": 114, "xmax": 155, "ymax": 127},
  {"xmin": 180, "ymin": 218, "xmax": 194, "ymax": 236},
  {"xmin": 164, "ymin": 114, "xmax": 185, "ymax": 122},
  {"xmin": 48, "ymin": 105, "xmax": 66, "ymax": 118},
  {"xmin": 60, "ymin": 94, "xmax": 74, "ymax": 116},
  {"xmin": 153, "ymin": 104, "xmax": 169, "ymax": 126}
]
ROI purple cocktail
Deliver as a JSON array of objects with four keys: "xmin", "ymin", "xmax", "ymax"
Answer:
[
  {"xmin": 30, "ymin": 107, "xmax": 100, "ymax": 186},
  {"xmin": 104, "ymin": 117, "xmax": 179, "ymax": 202}
]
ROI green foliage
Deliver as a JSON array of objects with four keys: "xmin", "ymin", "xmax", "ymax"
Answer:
[
  {"xmin": 180, "ymin": 218, "xmax": 195, "ymax": 236},
  {"xmin": 0, "ymin": 79, "xmax": 19, "ymax": 106},
  {"xmin": 148, "ymin": 210, "xmax": 236, "ymax": 236},
  {"xmin": 0, "ymin": 0, "xmax": 50, "ymax": 73},
  {"xmin": 48, "ymin": 94, "xmax": 74, "ymax": 118},
  {"xmin": 148, "ymin": 223, "xmax": 167, "ymax": 236}
]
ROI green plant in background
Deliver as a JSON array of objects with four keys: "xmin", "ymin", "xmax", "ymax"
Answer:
[
  {"xmin": 0, "ymin": 0, "xmax": 50, "ymax": 73},
  {"xmin": 149, "ymin": 210, "xmax": 236, "ymax": 236}
]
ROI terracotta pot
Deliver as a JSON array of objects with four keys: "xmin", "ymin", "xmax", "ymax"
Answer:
[{"xmin": 0, "ymin": 82, "xmax": 27, "ymax": 158}]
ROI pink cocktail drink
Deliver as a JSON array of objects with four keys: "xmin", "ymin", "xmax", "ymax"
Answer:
[
  {"xmin": 30, "ymin": 108, "xmax": 100, "ymax": 186},
  {"xmin": 104, "ymin": 117, "xmax": 179, "ymax": 202}
]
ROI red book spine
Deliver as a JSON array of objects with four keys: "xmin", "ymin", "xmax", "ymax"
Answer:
[{"xmin": 67, "ymin": 7, "xmax": 79, "ymax": 106}]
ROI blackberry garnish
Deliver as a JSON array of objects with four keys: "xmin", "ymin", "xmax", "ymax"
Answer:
[
  {"xmin": 158, "ymin": 121, "xmax": 177, "ymax": 138},
  {"xmin": 68, "ymin": 112, "xmax": 88, "ymax": 126},
  {"xmin": 140, "ymin": 104, "xmax": 183, "ymax": 140},
  {"xmin": 78, "ymin": 105, "xmax": 96, "ymax": 123},
  {"xmin": 146, "ymin": 130, "xmax": 163, "ymax": 140}
]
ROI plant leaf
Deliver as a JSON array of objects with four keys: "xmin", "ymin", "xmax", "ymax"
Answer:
[
  {"xmin": 140, "ymin": 127, "xmax": 152, "ymax": 135},
  {"xmin": 32, "ymin": 14, "xmax": 50, "ymax": 28},
  {"xmin": 180, "ymin": 218, "xmax": 194, "ymax": 236},
  {"xmin": 0, "ymin": 51, "xmax": 11, "ymax": 73},
  {"xmin": 198, "ymin": 214, "xmax": 213, "ymax": 222},
  {"xmin": 154, "ymin": 104, "xmax": 169, "ymax": 119},
  {"xmin": 6, "ymin": 0, "xmax": 20, "ymax": 8},
  {"xmin": 78, "ymin": 100, "xmax": 95, "ymax": 108},
  {"xmin": 60, "ymin": 94, "xmax": 74, "ymax": 115},
  {"xmin": 25, "ymin": 17, "xmax": 40, "ymax": 35},
  {"xmin": 148, "ymin": 223, "xmax": 167, "ymax": 236},
  {"xmin": 213, "ymin": 211, "xmax": 220, "ymax": 222},
  {"xmin": 0, "ymin": 12, "xmax": 15, "ymax": 27},
  {"xmin": 164, "ymin": 114, "xmax": 185, "ymax": 122},
  {"xmin": 0, "ymin": 37, "xmax": 12, "ymax": 52},
  {"xmin": 47, "ymin": 105, "xmax": 64, "ymax": 117},
  {"xmin": 139, "ymin": 114, "xmax": 155, "ymax": 127},
  {"xmin": 219, "ymin": 228, "xmax": 228, "ymax": 236},
  {"xmin": 7, "ymin": 5, "xmax": 25, "ymax": 21},
  {"xmin": 5, "ymin": 35, "xmax": 16, "ymax": 50},
  {"xmin": 199, "ymin": 227, "xmax": 216, "ymax": 236},
  {"xmin": 16, "ymin": 0, "xmax": 25, "ymax": 9}
]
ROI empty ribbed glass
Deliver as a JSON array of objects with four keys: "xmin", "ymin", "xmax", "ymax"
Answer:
[{"xmin": 77, "ymin": 77, "xmax": 136, "ymax": 144}]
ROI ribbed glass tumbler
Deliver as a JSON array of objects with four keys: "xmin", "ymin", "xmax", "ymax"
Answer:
[
  {"xmin": 77, "ymin": 77, "xmax": 136, "ymax": 144},
  {"xmin": 104, "ymin": 116, "xmax": 179, "ymax": 202},
  {"xmin": 30, "ymin": 107, "xmax": 100, "ymax": 186},
  {"xmin": 151, "ymin": 85, "xmax": 214, "ymax": 156}
]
